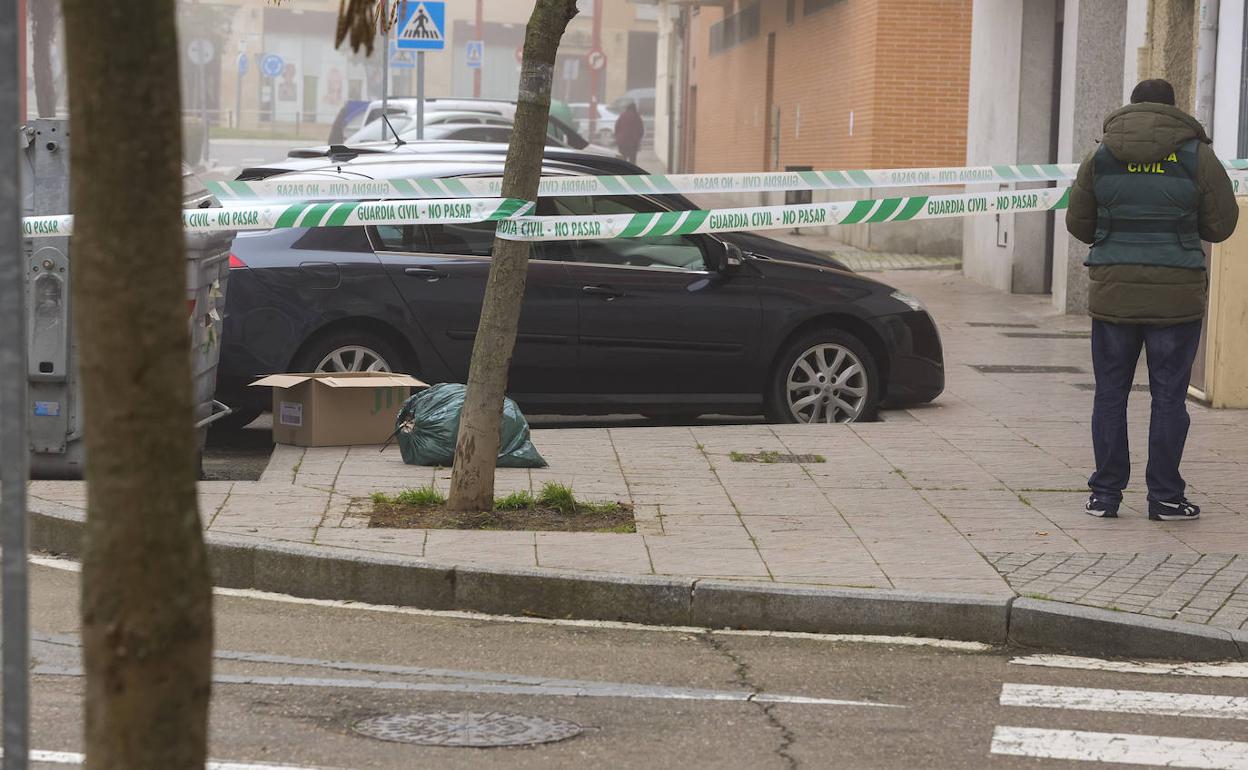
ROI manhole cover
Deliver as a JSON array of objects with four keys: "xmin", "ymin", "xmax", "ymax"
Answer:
[
  {"xmin": 970, "ymin": 364, "xmax": 1084, "ymax": 374},
  {"xmin": 966, "ymin": 322, "xmax": 1037, "ymax": 328},
  {"xmin": 352, "ymin": 712, "xmax": 583, "ymax": 748},
  {"xmin": 1000, "ymin": 331, "xmax": 1091, "ymax": 339}
]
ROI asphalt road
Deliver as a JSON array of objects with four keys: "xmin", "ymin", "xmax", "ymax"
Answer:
[{"xmin": 17, "ymin": 558, "xmax": 1248, "ymax": 769}]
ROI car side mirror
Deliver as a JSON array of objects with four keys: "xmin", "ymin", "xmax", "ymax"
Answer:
[{"xmin": 707, "ymin": 240, "xmax": 744, "ymax": 275}]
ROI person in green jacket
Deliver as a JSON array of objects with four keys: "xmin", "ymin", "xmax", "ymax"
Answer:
[{"xmin": 1066, "ymin": 79, "xmax": 1238, "ymax": 522}]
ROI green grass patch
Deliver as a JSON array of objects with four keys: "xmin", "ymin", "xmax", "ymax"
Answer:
[
  {"xmin": 368, "ymin": 481, "xmax": 634, "ymax": 533},
  {"xmin": 494, "ymin": 489, "xmax": 537, "ymax": 510},
  {"xmin": 729, "ymin": 450, "xmax": 825, "ymax": 464},
  {"xmin": 394, "ymin": 485, "xmax": 446, "ymax": 507},
  {"xmin": 537, "ymin": 482, "xmax": 577, "ymax": 513}
]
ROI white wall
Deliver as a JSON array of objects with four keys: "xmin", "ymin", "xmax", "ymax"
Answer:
[
  {"xmin": 1213, "ymin": 0, "xmax": 1244, "ymax": 156},
  {"xmin": 962, "ymin": 0, "xmax": 1024, "ymax": 292}
]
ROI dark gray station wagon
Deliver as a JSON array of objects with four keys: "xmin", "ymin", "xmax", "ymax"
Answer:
[{"xmin": 214, "ymin": 145, "xmax": 943, "ymax": 428}]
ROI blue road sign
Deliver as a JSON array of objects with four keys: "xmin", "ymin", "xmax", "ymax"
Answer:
[
  {"xmin": 390, "ymin": 41, "xmax": 417, "ymax": 69},
  {"xmin": 260, "ymin": 53, "xmax": 284, "ymax": 78},
  {"xmin": 465, "ymin": 40, "xmax": 483, "ymax": 70},
  {"xmin": 396, "ymin": 1, "xmax": 445, "ymax": 51},
  {"xmin": 237, "ymin": 53, "xmax": 249, "ymax": 76}
]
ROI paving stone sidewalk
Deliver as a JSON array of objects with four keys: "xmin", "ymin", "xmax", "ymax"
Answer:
[{"xmin": 27, "ymin": 271, "xmax": 1248, "ymax": 631}]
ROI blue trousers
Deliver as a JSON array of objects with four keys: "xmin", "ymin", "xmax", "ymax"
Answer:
[{"xmin": 1089, "ymin": 319, "xmax": 1202, "ymax": 504}]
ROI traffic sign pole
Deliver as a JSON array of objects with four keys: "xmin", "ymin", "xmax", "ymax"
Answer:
[
  {"xmin": 417, "ymin": 51, "xmax": 425, "ymax": 139},
  {"xmin": 392, "ymin": 0, "xmax": 444, "ymax": 141},
  {"xmin": 382, "ymin": 2, "xmax": 390, "ymax": 141},
  {"xmin": 589, "ymin": 0, "xmax": 603, "ymax": 138},
  {"xmin": 473, "ymin": 0, "xmax": 482, "ymax": 98}
]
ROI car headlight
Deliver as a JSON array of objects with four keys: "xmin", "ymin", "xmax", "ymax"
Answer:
[{"xmin": 890, "ymin": 290, "xmax": 926, "ymax": 312}]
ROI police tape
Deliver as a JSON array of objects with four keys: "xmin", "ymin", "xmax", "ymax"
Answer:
[
  {"xmin": 21, "ymin": 182, "xmax": 1246, "ymax": 242},
  {"xmin": 493, "ymin": 188, "xmax": 1071, "ymax": 241},
  {"xmin": 204, "ymin": 160, "xmax": 1248, "ymax": 203},
  {"xmin": 19, "ymin": 196, "xmax": 534, "ymax": 239}
]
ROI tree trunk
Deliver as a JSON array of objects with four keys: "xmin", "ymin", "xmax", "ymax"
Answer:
[
  {"xmin": 446, "ymin": 0, "xmax": 579, "ymax": 512},
  {"xmin": 31, "ymin": 0, "xmax": 60, "ymax": 117},
  {"xmin": 61, "ymin": 1, "xmax": 214, "ymax": 768}
]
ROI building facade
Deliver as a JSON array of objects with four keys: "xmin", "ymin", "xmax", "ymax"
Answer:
[
  {"xmin": 646, "ymin": 0, "xmax": 973, "ymax": 255},
  {"xmin": 963, "ymin": 0, "xmax": 1248, "ymax": 314},
  {"xmin": 175, "ymin": 0, "xmax": 656, "ymax": 133}
]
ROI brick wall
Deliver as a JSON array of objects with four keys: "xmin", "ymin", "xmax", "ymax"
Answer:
[
  {"xmin": 871, "ymin": 0, "xmax": 972, "ymax": 167},
  {"xmin": 687, "ymin": 0, "xmax": 971, "ymax": 173}
]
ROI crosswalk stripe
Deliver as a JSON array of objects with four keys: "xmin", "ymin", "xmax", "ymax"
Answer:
[
  {"xmin": 1001, "ymin": 683, "xmax": 1248, "ymax": 720},
  {"xmin": 1010, "ymin": 654, "xmax": 1248, "ymax": 679},
  {"xmin": 991, "ymin": 726, "xmax": 1248, "ymax": 769}
]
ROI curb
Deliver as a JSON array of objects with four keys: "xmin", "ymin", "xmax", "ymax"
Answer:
[{"xmin": 29, "ymin": 502, "xmax": 1246, "ymax": 661}]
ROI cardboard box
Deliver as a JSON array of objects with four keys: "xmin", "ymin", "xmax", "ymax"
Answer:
[{"xmin": 249, "ymin": 372, "xmax": 427, "ymax": 447}]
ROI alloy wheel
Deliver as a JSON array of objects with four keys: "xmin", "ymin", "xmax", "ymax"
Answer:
[
  {"xmin": 785, "ymin": 343, "xmax": 868, "ymax": 423},
  {"xmin": 315, "ymin": 345, "xmax": 392, "ymax": 374}
]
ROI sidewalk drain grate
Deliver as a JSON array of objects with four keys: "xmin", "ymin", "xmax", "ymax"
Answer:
[
  {"xmin": 1073, "ymin": 383, "xmax": 1150, "ymax": 392},
  {"xmin": 966, "ymin": 322, "xmax": 1038, "ymax": 328},
  {"xmin": 352, "ymin": 712, "xmax": 583, "ymax": 748},
  {"xmin": 971, "ymin": 364, "xmax": 1084, "ymax": 374},
  {"xmin": 1000, "ymin": 331, "xmax": 1091, "ymax": 339}
]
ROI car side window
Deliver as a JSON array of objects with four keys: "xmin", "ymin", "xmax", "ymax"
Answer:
[
  {"xmin": 542, "ymin": 195, "xmax": 707, "ymax": 272},
  {"xmin": 373, "ymin": 222, "xmax": 495, "ymax": 257},
  {"xmin": 421, "ymin": 222, "xmax": 496, "ymax": 257},
  {"xmin": 373, "ymin": 224, "xmax": 422, "ymax": 252}
]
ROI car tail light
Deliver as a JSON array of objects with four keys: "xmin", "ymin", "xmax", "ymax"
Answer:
[{"xmin": 228, "ymin": 253, "xmax": 247, "ymax": 269}]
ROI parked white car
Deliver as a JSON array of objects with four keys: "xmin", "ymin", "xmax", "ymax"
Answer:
[
  {"xmin": 346, "ymin": 110, "xmax": 513, "ymax": 144},
  {"xmin": 570, "ymin": 102, "xmax": 618, "ymax": 147}
]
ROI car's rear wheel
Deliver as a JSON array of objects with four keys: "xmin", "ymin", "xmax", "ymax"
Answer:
[
  {"xmin": 766, "ymin": 328, "xmax": 878, "ymax": 424},
  {"xmin": 292, "ymin": 328, "xmax": 407, "ymax": 376}
]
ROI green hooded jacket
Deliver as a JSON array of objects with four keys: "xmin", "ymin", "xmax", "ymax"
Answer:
[{"xmin": 1066, "ymin": 102, "xmax": 1239, "ymax": 324}]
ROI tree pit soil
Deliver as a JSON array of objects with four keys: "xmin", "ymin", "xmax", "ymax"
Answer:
[{"xmin": 368, "ymin": 501, "xmax": 636, "ymax": 533}]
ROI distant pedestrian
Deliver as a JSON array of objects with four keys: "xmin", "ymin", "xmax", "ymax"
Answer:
[
  {"xmin": 614, "ymin": 102, "xmax": 644, "ymax": 165},
  {"xmin": 1066, "ymin": 79, "xmax": 1238, "ymax": 522}
]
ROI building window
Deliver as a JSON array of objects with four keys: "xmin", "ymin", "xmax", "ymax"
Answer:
[
  {"xmin": 803, "ymin": 0, "xmax": 843, "ymax": 16},
  {"xmin": 710, "ymin": 3, "xmax": 760, "ymax": 55},
  {"xmin": 787, "ymin": 0, "xmax": 796, "ymax": 24}
]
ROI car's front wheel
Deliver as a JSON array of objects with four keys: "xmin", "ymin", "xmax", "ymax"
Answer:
[
  {"xmin": 291, "ymin": 328, "xmax": 407, "ymax": 376},
  {"xmin": 766, "ymin": 328, "xmax": 878, "ymax": 424}
]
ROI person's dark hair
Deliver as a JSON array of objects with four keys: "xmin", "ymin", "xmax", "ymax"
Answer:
[{"xmin": 1130, "ymin": 79, "xmax": 1176, "ymax": 106}]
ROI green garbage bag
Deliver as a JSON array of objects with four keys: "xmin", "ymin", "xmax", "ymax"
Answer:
[{"xmin": 395, "ymin": 383, "xmax": 547, "ymax": 468}]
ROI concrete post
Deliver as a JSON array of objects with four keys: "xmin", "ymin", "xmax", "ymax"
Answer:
[
  {"xmin": 963, "ymin": 0, "xmax": 1059, "ymax": 295},
  {"xmin": 1142, "ymin": 0, "xmax": 1197, "ymax": 109},
  {"xmin": 1051, "ymin": 0, "xmax": 1129, "ymax": 314}
]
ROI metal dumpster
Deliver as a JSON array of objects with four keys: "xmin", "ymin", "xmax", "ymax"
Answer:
[{"xmin": 21, "ymin": 118, "xmax": 235, "ymax": 478}]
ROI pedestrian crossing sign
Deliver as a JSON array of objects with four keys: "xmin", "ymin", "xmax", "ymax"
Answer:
[
  {"xmin": 396, "ymin": 1, "xmax": 445, "ymax": 51},
  {"xmin": 466, "ymin": 40, "xmax": 484, "ymax": 70},
  {"xmin": 390, "ymin": 41, "xmax": 417, "ymax": 69}
]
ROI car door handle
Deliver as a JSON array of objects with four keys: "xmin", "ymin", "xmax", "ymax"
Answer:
[
  {"xmin": 404, "ymin": 266, "xmax": 448, "ymax": 280},
  {"xmin": 582, "ymin": 284, "xmax": 625, "ymax": 300}
]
